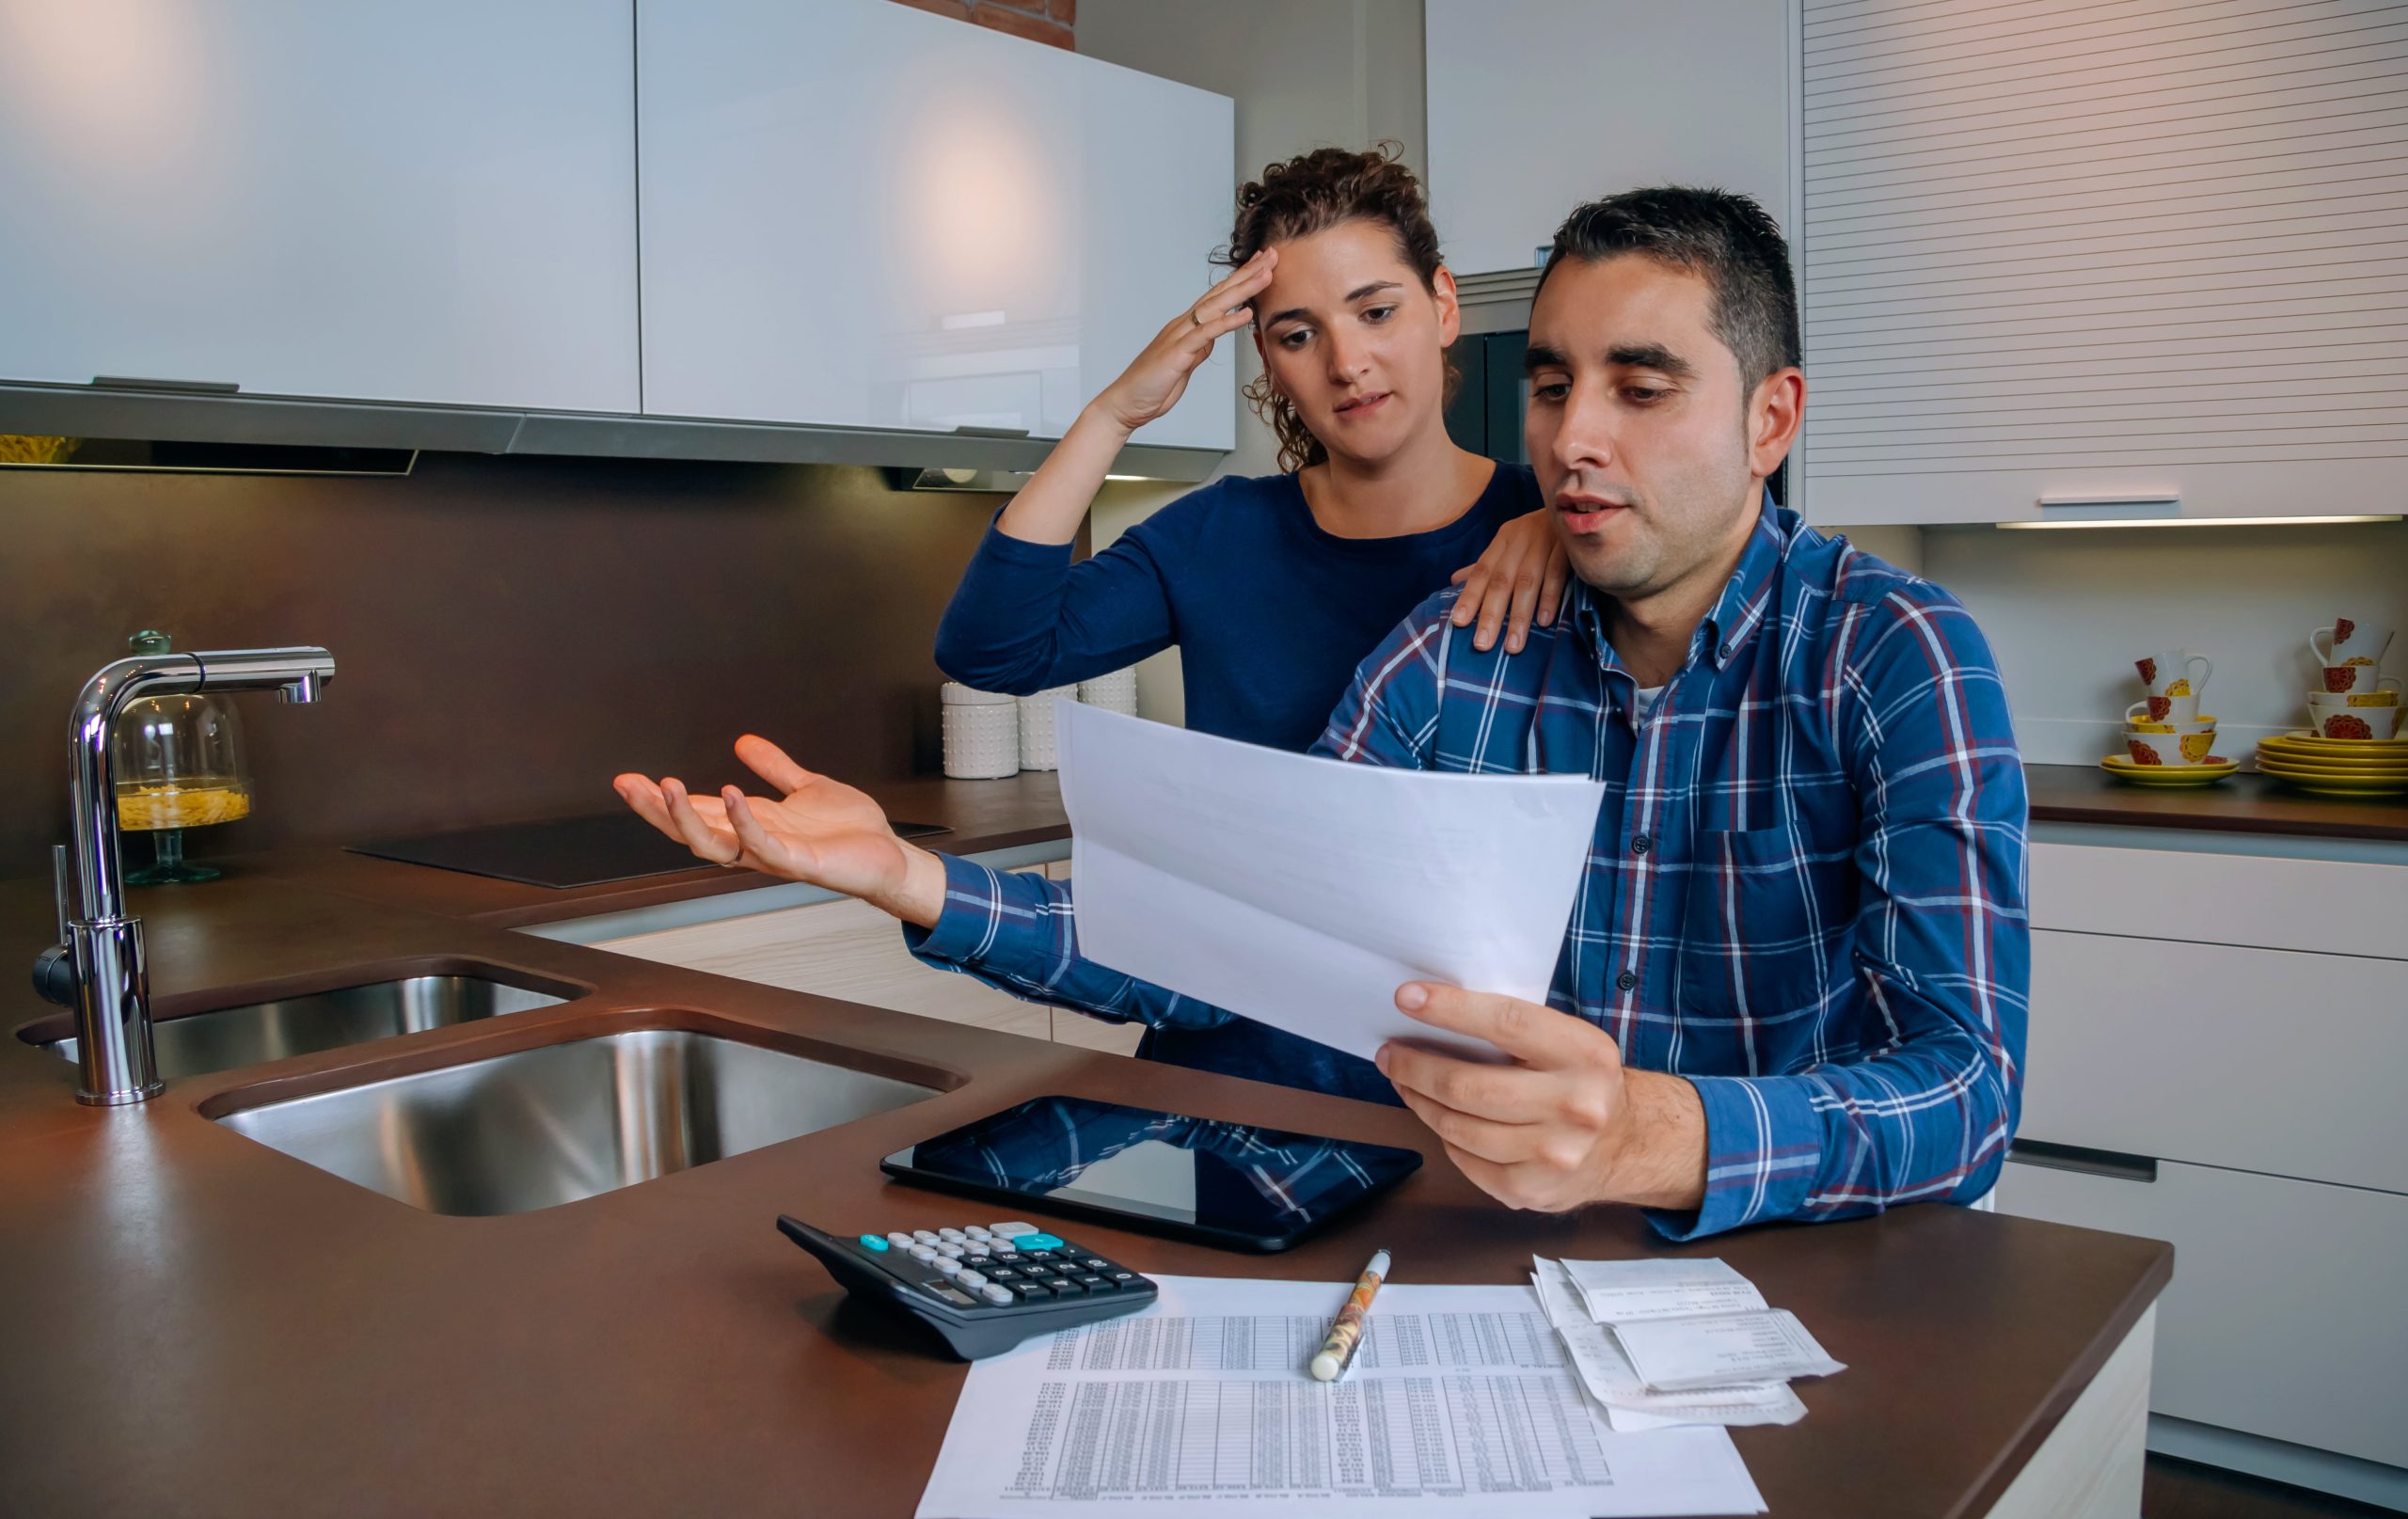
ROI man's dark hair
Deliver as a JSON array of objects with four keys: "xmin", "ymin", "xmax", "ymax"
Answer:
[{"xmin": 1536, "ymin": 186, "xmax": 1800, "ymax": 392}]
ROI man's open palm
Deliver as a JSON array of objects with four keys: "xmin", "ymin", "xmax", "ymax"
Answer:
[{"xmin": 613, "ymin": 735, "xmax": 924, "ymax": 913}]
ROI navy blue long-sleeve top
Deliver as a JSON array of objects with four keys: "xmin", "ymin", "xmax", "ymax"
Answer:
[
  {"xmin": 934, "ymin": 463, "xmax": 1542, "ymax": 752},
  {"xmin": 928, "ymin": 462, "xmax": 1543, "ymax": 1089}
]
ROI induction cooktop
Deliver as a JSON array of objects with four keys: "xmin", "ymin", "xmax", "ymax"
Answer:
[{"xmin": 347, "ymin": 811, "xmax": 951, "ymax": 890}]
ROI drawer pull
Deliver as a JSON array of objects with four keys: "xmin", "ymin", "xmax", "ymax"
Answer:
[
  {"xmin": 89, "ymin": 375, "xmax": 241, "ymax": 394},
  {"xmin": 2008, "ymin": 1139, "xmax": 2157, "ymax": 1183}
]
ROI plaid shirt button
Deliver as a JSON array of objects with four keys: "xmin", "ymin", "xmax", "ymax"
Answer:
[
  {"xmin": 1631, "ymin": 834, "xmax": 1652, "ymax": 855},
  {"xmin": 1615, "ymin": 970, "xmax": 1638, "ymax": 991}
]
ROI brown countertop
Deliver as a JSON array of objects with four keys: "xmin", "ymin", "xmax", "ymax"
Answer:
[
  {"xmin": 248, "ymin": 770, "xmax": 1074, "ymax": 928},
  {"xmin": 2027, "ymin": 761, "xmax": 2408, "ymax": 842},
  {"xmin": 0, "ymin": 779, "xmax": 2170, "ymax": 1517}
]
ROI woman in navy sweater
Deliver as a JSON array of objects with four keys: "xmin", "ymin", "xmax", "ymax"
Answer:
[
  {"xmin": 619, "ymin": 148, "xmax": 1563, "ymax": 1093},
  {"xmin": 935, "ymin": 145, "xmax": 1561, "ymax": 755}
]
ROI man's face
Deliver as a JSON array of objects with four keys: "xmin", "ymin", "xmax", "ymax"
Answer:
[{"xmin": 1524, "ymin": 255, "xmax": 1771, "ymax": 600}]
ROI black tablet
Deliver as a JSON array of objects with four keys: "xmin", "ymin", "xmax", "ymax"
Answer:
[{"xmin": 879, "ymin": 1095, "xmax": 1423, "ymax": 1253}]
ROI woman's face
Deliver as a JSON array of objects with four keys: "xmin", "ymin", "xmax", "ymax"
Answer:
[{"xmin": 1251, "ymin": 218, "xmax": 1459, "ymax": 467}]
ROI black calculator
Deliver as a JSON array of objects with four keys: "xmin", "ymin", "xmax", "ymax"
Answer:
[{"xmin": 776, "ymin": 1215, "xmax": 1159, "ymax": 1360}]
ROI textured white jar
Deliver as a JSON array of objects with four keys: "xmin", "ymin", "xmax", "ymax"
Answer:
[
  {"xmin": 941, "ymin": 684, "xmax": 1020, "ymax": 780},
  {"xmin": 1077, "ymin": 666, "xmax": 1139, "ymax": 719},
  {"xmin": 1016, "ymin": 685, "xmax": 1079, "ymax": 771}
]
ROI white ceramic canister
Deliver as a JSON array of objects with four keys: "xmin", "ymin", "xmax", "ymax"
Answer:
[
  {"xmin": 1016, "ymin": 685, "xmax": 1079, "ymax": 771},
  {"xmin": 941, "ymin": 683, "xmax": 1020, "ymax": 780},
  {"xmin": 1077, "ymin": 666, "xmax": 1139, "ymax": 719}
]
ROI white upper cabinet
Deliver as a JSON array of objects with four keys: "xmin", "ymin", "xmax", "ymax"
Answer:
[
  {"xmin": 1798, "ymin": 0, "xmax": 2408, "ymax": 526},
  {"xmin": 0, "ymin": 1, "xmax": 639, "ymax": 414},
  {"xmin": 636, "ymin": 0, "xmax": 1234, "ymax": 449},
  {"xmin": 1425, "ymin": 0, "xmax": 1798, "ymax": 275}
]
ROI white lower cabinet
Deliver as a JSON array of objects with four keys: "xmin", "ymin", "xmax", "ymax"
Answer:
[
  {"xmin": 594, "ymin": 859, "xmax": 1145, "ymax": 1054},
  {"xmin": 1994, "ymin": 1158, "xmax": 2408, "ymax": 1469},
  {"xmin": 2025, "ymin": 928, "xmax": 2408, "ymax": 1195}
]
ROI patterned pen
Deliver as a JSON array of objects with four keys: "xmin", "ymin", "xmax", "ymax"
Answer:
[{"xmin": 1307, "ymin": 1249, "xmax": 1391, "ymax": 1382}]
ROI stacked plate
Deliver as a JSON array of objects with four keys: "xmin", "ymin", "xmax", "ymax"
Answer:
[
  {"xmin": 2099, "ymin": 752, "xmax": 2237, "ymax": 786},
  {"xmin": 2255, "ymin": 730, "xmax": 2408, "ymax": 796}
]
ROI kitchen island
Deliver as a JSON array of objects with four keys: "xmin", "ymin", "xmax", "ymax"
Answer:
[{"xmin": 0, "ymin": 775, "xmax": 2171, "ymax": 1518}]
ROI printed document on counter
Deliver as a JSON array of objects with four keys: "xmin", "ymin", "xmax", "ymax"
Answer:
[
  {"xmin": 914, "ymin": 1274, "xmax": 1765, "ymax": 1519},
  {"xmin": 1057, "ymin": 704, "xmax": 1607, "ymax": 1065}
]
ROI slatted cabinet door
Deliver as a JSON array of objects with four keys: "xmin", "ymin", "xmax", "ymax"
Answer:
[{"xmin": 1798, "ymin": 0, "xmax": 2408, "ymax": 524}]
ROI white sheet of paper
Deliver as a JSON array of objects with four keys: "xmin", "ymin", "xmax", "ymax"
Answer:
[
  {"xmin": 914, "ymin": 1274, "xmax": 1765, "ymax": 1519},
  {"xmin": 1057, "ymin": 704, "xmax": 1607, "ymax": 1065},
  {"xmin": 1612, "ymin": 1309, "xmax": 1847, "ymax": 1393},
  {"xmin": 1530, "ymin": 1260, "xmax": 1805, "ymax": 1431},
  {"xmin": 1562, "ymin": 1257, "xmax": 1769, "ymax": 1323}
]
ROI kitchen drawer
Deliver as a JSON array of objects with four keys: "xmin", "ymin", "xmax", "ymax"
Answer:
[
  {"xmin": 596, "ymin": 894, "xmax": 1051, "ymax": 1043},
  {"xmin": 2025, "ymin": 930, "xmax": 2408, "ymax": 1194},
  {"xmin": 1994, "ymin": 1158, "xmax": 2408, "ymax": 1467},
  {"xmin": 2030, "ymin": 843, "xmax": 2408, "ymax": 959}
]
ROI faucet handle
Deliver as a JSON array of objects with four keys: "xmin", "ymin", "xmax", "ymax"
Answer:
[{"xmin": 50, "ymin": 843, "xmax": 73, "ymax": 939}]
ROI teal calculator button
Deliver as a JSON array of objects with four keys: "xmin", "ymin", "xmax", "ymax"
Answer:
[
  {"xmin": 859, "ymin": 1233, "xmax": 890, "ymax": 1252},
  {"xmin": 1019, "ymin": 1233, "xmax": 1064, "ymax": 1251}
]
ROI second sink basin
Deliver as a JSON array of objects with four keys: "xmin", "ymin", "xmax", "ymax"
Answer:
[
  {"xmin": 211, "ymin": 1025, "xmax": 944, "ymax": 1214},
  {"xmin": 37, "ymin": 970, "xmax": 579, "ymax": 1081}
]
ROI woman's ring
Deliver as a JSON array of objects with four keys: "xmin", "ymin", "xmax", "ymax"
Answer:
[{"xmin": 1191, "ymin": 307, "xmax": 1210, "ymax": 327}]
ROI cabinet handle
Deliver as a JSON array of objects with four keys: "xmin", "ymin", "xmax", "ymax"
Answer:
[
  {"xmin": 2007, "ymin": 1138, "xmax": 2156, "ymax": 1183},
  {"xmin": 950, "ymin": 424, "xmax": 1030, "ymax": 438},
  {"xmin": 89, "ymin": 375, "xmax": 241, "ymax": 394}
]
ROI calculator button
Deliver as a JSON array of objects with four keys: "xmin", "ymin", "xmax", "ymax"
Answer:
[
  {"xmin": 980, "ymin": 1283, "xmax": 1014, "ymax": 1305},
  {"xmin": 1017, "ymin": 1233, "xmax": 1064, "ymax": 1251},
  {"xmin": 985, "ymin": 1268, "xmax": 1021, "ymax": 1281},
  {"xmin": 937, "ymin": 1242, "xmax": 965, "ymax": 1258},
  {"xmin": 909, "ymin": 1245, "xmax": 938, "ymax": 1262},
  {"xmin": 933, "ymin": 1258, "xmax": 963, "ymax": 1277},
  {"xmin": 964, "ymin": 1243, "xmax": 990, "ymax": 1258},
  {"xmin": 1074, "ymin": 1274, "xmax": 1111, "ymax": 1291},
  {"xmin": 1081, "ymin": 1257, "xmax": 1111, "ymax": 1270},
  {"xmin": 1108, "ymin": 1271, "xmax": 1138, "ymax": 1284},
  {"xmin": 938, "ymin": 1227, "xmax": 966, "ymax": 1242},
  {"xmin": 1049, "ymin": 1277, "xmax": 1089, "ymax": 1296},
  {"xmin": 1010, "ymin": 1282, "xmax": 1051, "ymax": 1302},
  {"xmin": 990, "ymin": 1222, "xmax": 1039, "ymax": 1239},
  {"xmin": 956, "ymin": 1270, "xmax": 987, "ymax": 1289},
  {"xmin": 912, "ymin": 1230, "xmax": 940, "ymax": 1243},
  {"xmin": 964, "ymin": 1226, "xmax": 992, "ymax": 1241},
  {"xmin": 885, "ymin": 1231, "xmax": 913, "ymax": 1246},
  {"xmin": 856, "ymin": 1234, "xmax": 890, "ymax": 1253}
]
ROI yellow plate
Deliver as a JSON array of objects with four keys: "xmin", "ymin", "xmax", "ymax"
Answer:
[
  {"xmin": 2270, "ymin": 728, "xmax": 2408, "ymax": 752},
  {"xmin": 2099, "ymin": 756, "xmax": 2237, "ymax": 784},
  {"xmin": 2258, "ymin": 738, "xmax": 2408, "ymax": 767},
  {"xmin": 2254, "ymin": 751, "xmax": 2408, "ymax": 770},
  {"xmin": 2256, "ymin": 758, "xmax": 2408, "ymax": 783},
  {"xmin": 2257, "ymin": 769, "xmax": 2408, "ymax": 796}
]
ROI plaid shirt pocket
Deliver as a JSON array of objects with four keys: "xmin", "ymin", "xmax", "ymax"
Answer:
[{"xmin": 1678, "ymin": 817, "xmax": 1859, "ymax": 1032}]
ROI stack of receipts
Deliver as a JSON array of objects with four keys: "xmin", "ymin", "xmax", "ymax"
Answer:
[{"xmin": 1530, "ymin": 1258, "xmax": 1844, "ymax": 1433}]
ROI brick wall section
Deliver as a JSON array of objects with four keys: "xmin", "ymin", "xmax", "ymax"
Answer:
[{"xmin": 889, "ymin": 0, "xmax": 1073, "ymax": 50}]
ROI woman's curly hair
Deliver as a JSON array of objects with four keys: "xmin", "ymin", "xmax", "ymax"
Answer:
[{"xmin": 1217, "ymin": 143, "xmax": 1451, "ymax": 473}]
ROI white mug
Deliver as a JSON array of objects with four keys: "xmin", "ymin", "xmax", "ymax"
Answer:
[
  {"xmin": 2135, "ymin": 649, "xmax": 2211, "ymax": 699},
  {"xmin": 2320, "ymin": 666, "xmax": 2401, "ymax": 698},
  {"xmin": 2308, "ymin": 618, "xmax": 2394, "ymax": 670},
  {"xmin": 2125, "ymin": 694, "xmax": 2201, "ymax": 728}
]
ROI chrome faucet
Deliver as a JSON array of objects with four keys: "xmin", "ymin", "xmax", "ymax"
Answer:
[{"xmin": 33, "ymin": 647, "xmax": 335, "ymax": 1105}]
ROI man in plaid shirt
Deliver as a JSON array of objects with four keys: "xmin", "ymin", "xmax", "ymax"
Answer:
[{"xmin": 621, "ymin": 188, "xmax": 2028, "ymax": 1240}]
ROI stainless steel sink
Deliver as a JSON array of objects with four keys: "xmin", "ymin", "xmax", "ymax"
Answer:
[
  {"xmin": 40, "ymin": 973, "xmax": 574, "ymax": 1082},
  {"xmin": 212, "ymin": 1028, "xmax": 943, "ymax": 1214}
]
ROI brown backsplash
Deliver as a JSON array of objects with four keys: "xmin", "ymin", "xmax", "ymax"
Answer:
[{"xmin": 0, "ymin": 452, "xmax": 1009, "ymax": 878}]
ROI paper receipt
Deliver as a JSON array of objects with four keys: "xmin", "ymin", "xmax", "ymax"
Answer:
[{"xmin": 1610, "ymin": 1310, "xmax": 1846, "ymax": 1393}]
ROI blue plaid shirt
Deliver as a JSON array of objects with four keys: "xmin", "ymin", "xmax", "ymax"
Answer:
[{"xmin": 910, "ymin": 501, "xmax": 2029, "ymax": 1239}]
